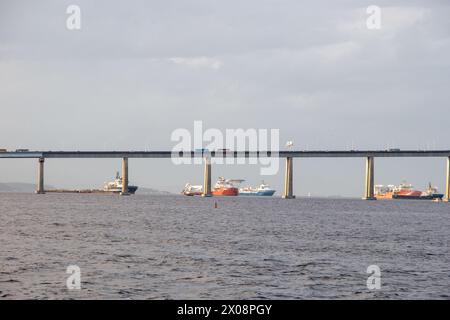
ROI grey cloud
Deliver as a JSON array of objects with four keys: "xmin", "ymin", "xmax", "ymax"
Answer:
[{"xmin": 0, "ymin": 0, "xmax": 449, "ymax": 195}]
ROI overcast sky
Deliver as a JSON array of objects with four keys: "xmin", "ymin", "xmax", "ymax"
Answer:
[{"xmin": 1, "ymin": 0, "xmax": 449, "ymax": 196}]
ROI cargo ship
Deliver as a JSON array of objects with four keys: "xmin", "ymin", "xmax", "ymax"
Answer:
[
  {"xmin": 212, "ymin": 177, "xmax": 242, "ymax": 196},
  {"xmin": 375, "ymin": 182, "xmax": 443, "ymax": 200},
  {"xmin": 45, "ymin": 172, "xmax": 138, "ymax": 194},
  {"xmin": 239, "ymin": 182, "xmax": 276, "ymax": 196}
]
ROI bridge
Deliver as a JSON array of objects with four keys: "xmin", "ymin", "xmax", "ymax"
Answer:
[{"xmin": 1, "ymin": 150, "xmax": 449, "ymax": 201}]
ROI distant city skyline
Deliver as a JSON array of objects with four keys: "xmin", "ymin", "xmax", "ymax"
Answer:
[{"xmin": 1, "ymin": 0, "xmax": 449, "ymax": 195}]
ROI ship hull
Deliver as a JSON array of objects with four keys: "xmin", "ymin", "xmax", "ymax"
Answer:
[
  {"xmin": 239, "ymin": 190, "xmax": 275, "ymax": 196},
  {"xmin": 45, "ymin": 186, "xmax": 138, "ymax": 195},
  {"xmin": 106, "ymin": 186, "xmax": 138, "ymax": 194},
  {"xmin": 392, "ymin": 193, "xmax": 443, "ymax": 200},
  {"xmin": 376, "ymin": 193, "xmax": 443, "ymax": 200},
  {"xmin": 182, "ymin": 191, "xmax": 203, "ymax": 196},
  {"xmin": 212, "ymin": 187, "xmax": 238, "ymax": 196}
]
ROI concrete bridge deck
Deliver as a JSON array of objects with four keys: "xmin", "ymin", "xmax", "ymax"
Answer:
[{"xmin": 1, "ymin": 150, "xmax": 450, "ymax": 159}]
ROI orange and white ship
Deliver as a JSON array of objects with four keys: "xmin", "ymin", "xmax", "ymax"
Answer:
[
  {"xmin": 211, "ymin": 177, "xmax": 243, "ymax": 196},
  {"xmin": 375, "ymin": 182, "xmax": 444, "ymax": 200}
]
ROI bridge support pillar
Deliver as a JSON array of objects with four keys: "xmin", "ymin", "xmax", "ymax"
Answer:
[
  {"xmin": 120, "ymin": 157, "xmax": 130, "ymax": 196},
  {"xmin": 36, "ymin": 157, "xmax": 45, "ymax": 194},
  {"xmin": 363, "ymin": 156, "xmax": 376, "ymax": 200},
  {"xmin": 445, "ymin": 157, "xmax": 450, "ymax": 202},
  {"xmin": 282, "ymin": 157, "xmax": 295, "ymax": 199},
  {"xmin": 202, "ymin": 157, "xmax": 212, "ymax": 197}
]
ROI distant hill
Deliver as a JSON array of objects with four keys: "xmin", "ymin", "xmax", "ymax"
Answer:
[
  {"xmin": 0, "ymin": 182, "xmax": 173, "ymax": 195},
  {"xmin": 0, "ymin": 183, "xmax": 54, "ymax": 193}
]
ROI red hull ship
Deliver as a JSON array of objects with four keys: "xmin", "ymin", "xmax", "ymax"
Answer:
[
  {"xmin": 375, "ymin": 182, "xmax": 444, "ymax": 200},
  {"xmin": 211, "ymin": 177, "xmax": 243, "ymax": 196}
]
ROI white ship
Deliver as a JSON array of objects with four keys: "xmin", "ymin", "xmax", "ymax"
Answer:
[
  {"xmin": 103, "ymin": 172, "xmax": 138, "ymax": 194},
  {"xmin": 182, "ymin": 183, "xmax": 203, "ymax": 196},
  {"xmin": 239, "ymin": 182, "xmax": 276, "ymax": 196}
]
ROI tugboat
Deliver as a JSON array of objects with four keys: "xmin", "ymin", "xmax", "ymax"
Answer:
[
  {"xmin": 103, "ymin": 172, "xmax": 138, "ymax": 194},
  {"xmin": 239, "ymin": 182, "xmax": 276, "ymax": 196},
  {"xmin": 421, "ymin": 183, "xmax": 444, "ymax": 200},
  {"xmin": 212, "ymin": 177, "xmax": 242, "ymax": 196}
]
